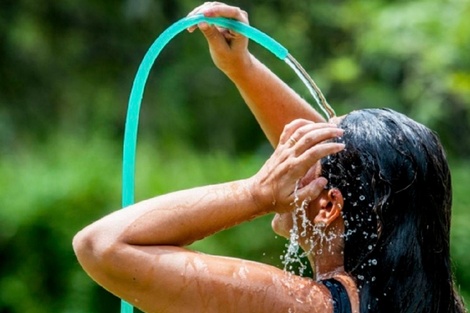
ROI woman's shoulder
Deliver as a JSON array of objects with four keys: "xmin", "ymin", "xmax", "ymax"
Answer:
[
  {"xmin": 167, "ymin": 252, "xmax": 337, "ymax": 313},
  {"xmin": 322, "ymin": 274, "xmax": 360, "ymax": 313},
  {"xmin": 265, "ymin": 271, "xmax": 335, "ymax": 313},
  {"xmin": 202, "ymin": 255, "xmax": 336, "ymax": 313}
]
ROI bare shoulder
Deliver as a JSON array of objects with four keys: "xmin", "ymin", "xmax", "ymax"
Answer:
[{"xmin": 105, "ymin": 245, "xmax": 333, "ymax": 313}]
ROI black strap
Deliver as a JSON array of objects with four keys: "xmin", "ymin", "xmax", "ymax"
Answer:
[{"xmin": 320, "ymin": 278, "xmax": 352, "ymax": 313}]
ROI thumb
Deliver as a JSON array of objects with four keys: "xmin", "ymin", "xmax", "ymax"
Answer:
[{"xmin": 198, "ymin": 23, "xmax": 229, "ymax": 52}]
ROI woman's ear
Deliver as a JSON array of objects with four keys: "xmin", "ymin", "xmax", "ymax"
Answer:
[{"xmin": 313, "ymin": 188, "xmax": 344, "ymax": 227}]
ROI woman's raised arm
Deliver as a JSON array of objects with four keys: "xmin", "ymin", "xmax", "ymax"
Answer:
[
  {"xmin": 188, "ymin": 3, "xmax": 325, "ymax": 147},
  {"xmin": 72, "ymin": 121, "xmax": 343, "ymax": 312}
]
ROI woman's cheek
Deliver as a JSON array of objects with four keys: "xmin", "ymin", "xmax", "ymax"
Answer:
[{"xmin": 271, "ymin": 213, "xmax": 293, "ymax": 238}]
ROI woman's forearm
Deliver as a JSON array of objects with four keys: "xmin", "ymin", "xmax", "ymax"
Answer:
[
  {"xmin": 75, "ymin": 121, "xmax": 343, "ymax": 255},
  {"xmin": 72, "ymin": 120, "xmax": 344, "ymax": 309},
  {"xmin": 227, "ymin": 55, "xmax": 326, "ymax": 147},
  {"xmin": 77, "ymin": 178, "xmax": 265, "ymax": 250}
]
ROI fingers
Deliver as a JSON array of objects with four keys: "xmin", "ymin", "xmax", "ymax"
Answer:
[
  {"xmin": 279, "ymin": 119, "xmax": 343, "ymax": 155},
  {"xmin": 196, "ymin": 22, "xmax": 229, "ymax": 49},
  {"xmin": 295, "ymin": 127, "xmax": 344, "ymax": 156},
  {"xmin": 295, "ymin": 177, "xmax": 328, "ymax": 203},
  {"xmin": 187, "ymin": 2, "xmax": 249, "ymax": 33},
  {"xmin": 198, "ymin": 3, "xmax": 249, "ymax": 23},
  {"xmin": 279, "ymin": 119, "xmax": 338, "ymax": 144},
  {"xmin": 252, "ymin": 122, "xmax": 344, "ymax": 214},
  {"xmin": 186, "ymin": 2, "xmax": 250, "ymax": 67},
  {"xmin": 278, "ymin": 119, "xmax": 311, "ymax": 145},
  {"xmin": 275, "ymin": 119, "xmax": 344, "ymax": 190},
  {"xmin": 295, "ymin": 141, "xmax": 345, "ymax": 177}
]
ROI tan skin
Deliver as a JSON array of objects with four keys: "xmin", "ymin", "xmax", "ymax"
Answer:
[
  {"xmin": 73, "ymin": 3, "xmax": 359, "ymax": 313},
  {"xmin": 187, "ymin": 2, "xmax": 326, "ymax": 146}
]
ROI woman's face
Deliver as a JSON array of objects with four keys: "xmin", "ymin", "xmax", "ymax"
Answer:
[{"xmin": 271, "ymin": 162, "xmax": 323, "ymax": 238}]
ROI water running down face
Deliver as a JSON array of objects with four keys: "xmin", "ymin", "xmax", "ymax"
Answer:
[
  {"xmin": 272, "ymin": 164, "xmax": 347, "ymax": 277},
  {"xmin": 271, "ymin": 116, "xmax": 347, "ymax": 275}
]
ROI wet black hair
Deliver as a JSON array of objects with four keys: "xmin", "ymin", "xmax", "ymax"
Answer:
[{"xmin": 321, "ymin": 108, "xmax": 466, "ymax": 312}]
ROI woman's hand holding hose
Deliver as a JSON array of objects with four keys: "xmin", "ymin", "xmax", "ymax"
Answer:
[{"xmin": 187, "ymin": 2, "xmax": 252, "ymax": 77}]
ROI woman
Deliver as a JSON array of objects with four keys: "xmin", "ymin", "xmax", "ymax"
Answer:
[
  {"xmin": 321, "ymin": 108, "xmax": 465, "ymax": 312},
  {"xmin": 73, "ymin": 3, "xmax": 466, "ymax": 312}
]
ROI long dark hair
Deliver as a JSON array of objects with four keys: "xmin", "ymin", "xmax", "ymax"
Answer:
[{"xmin": 321, "ymin": 108, "xmax": 466, "ymax": 312}]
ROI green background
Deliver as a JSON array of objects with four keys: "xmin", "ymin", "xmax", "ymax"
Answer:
[{"xmin": 1, "ymin": 0, "xmax": 469, "ymax": 312}]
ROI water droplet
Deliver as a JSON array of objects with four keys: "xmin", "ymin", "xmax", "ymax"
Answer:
[{"xmin": 280, "ymin": 180, "xmax": 340, "ymax": 277}]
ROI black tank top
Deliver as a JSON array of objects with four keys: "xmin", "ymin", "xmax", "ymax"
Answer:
[{"xmin": 320, "ymin": 278, "xmax": 352, "ymax": 313}]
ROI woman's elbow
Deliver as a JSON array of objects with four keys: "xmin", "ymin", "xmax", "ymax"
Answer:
[
  {"xmin": 73, "ymin": 227, "xmax": 93, "ymax": 264},
  {"xmin": 73, "ymin": 226, "xmax": 98, "ymax": 273},
  {"xmin": 72, "ymin": 224, "xmax": 119, "ymax": 277}
]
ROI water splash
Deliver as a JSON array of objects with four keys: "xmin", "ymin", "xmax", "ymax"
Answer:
[
  {"xmin": 281, "ymin": 200, "xmax": 310, "ymax": 276},
  {"xmin": 280, "ymin": 181, "xmax": 338, "ymax": 277}
]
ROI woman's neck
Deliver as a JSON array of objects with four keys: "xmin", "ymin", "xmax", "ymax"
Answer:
[
  {"xmin": 303, "ymin": 224, "xmax": 346, "ymax": 281},
  {"xmin": 311, "ymin": 250, "xmax": 345, "ymax": 281}
]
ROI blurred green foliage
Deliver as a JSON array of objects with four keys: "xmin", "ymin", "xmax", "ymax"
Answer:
[{"xmin": 0, "ymin": 0, "xmax": 469, "ymax": 312}]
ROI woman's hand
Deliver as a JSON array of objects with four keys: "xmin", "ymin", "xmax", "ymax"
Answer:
[
  {"xmin": 187, "ymin": 2, "xmax": 251, "ymax": 76},
  {"xmin": 249, "ymin": 119, "xmax": 344, "ymax": 213}
]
